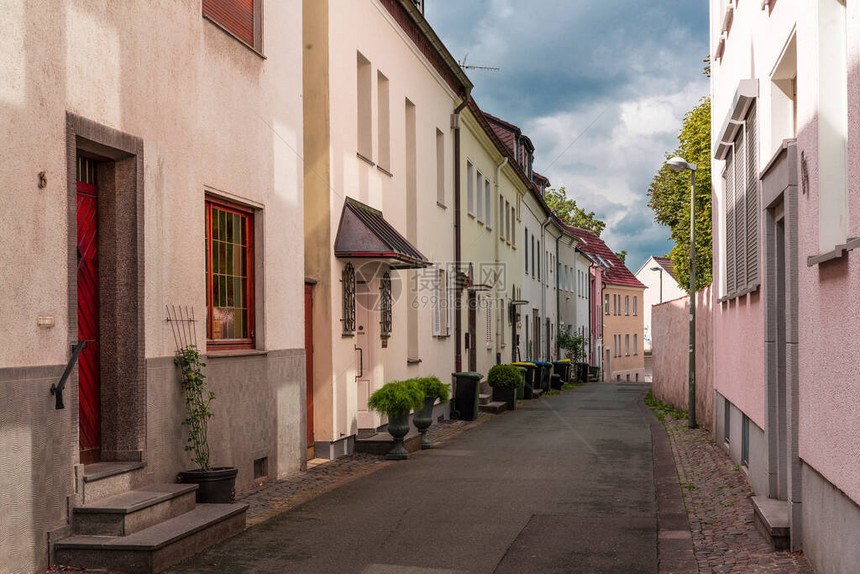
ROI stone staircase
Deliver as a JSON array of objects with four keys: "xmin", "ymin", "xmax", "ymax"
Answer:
[
  {"xmin": 478, "ymin": 393, "xmax": 507, "ymax": 414},
  {"xmin": 54, "ymin": 463, "xmax": 247, "ymax": 573}
]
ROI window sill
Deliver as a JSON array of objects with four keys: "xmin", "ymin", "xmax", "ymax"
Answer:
[
  {"xmin": 407, "ymin": 358, "xmax": 422, "ymax": 365},
  {"xmin": 806, "ymin": 237, "xmax": 860, "ymax": 267},
  {"xmin": 356, "ymin": 152, "xmax": 375, "ymax": 167},
  {"xmin": 205, "ymin": 349, "xmax": 268, "ymax": 359},
  {"xmin": 203, "ymin": 16, "xmax": 265, "ymax": 59},
  {"xmin": 718, "ymin": 282, "xmax": 761, "ymax": 303},
  {"xmin": 377, "ymin": 165, "xmax": 393, "ymax": 177}
]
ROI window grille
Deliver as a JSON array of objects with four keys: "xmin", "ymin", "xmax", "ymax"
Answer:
[
  {"xmin": 380, "ymin": 272, "xmax": 392, "ymax": 338},
  {"xmin": 342, "ymin": 263, "xmax": 356, "ymax": 334}
]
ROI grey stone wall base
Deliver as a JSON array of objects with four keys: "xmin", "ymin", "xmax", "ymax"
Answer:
[
  {"xmin": 801, "ymin": 463, "xmax": 860, "ymax": 574},
  {"xmin": 315, "ymin": 435, "xmax": 356, "ymax": 460}
]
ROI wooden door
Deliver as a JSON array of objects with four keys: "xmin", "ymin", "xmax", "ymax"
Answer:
[
  {"xmin": 77, "ymin": 158, "xmax": 100, "ymax": 465},
  {"xmin": 304, "ymin": 283, "xmax": 314, "ymax": 459}
]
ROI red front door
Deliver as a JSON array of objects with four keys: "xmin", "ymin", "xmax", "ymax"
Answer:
[
  {"xmin": 77, "ymin": 158, "xmax": 101, "ymax": 465},
  {"xmin": 304, "ymin": 283, "xmax": 314, "ymax": 459}
]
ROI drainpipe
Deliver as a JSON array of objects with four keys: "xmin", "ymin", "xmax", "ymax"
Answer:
[
  {"xmin": 494, "ymin": 157, "xmax": 508, "ymax": 363},
  {"xmin": 540, "ymin": 215, "xmax": 552, "ymax": 361},
  {"xmin": 453, "ymin": 90, "xmax": 471, "ymax": 373},
  {"xmin": 555, "ymin": 233, "xmax": 561, "ymax": 360}
]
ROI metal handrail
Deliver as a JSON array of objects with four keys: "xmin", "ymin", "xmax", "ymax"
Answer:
[{"xmin": 50, "ymin": 340, "xmax": 92, "ymax": 410}]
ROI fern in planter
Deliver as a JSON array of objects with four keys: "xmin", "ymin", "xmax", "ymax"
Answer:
[
  {"xmin": 414, "ymin": 377, "xmax": 450, "ymax": 403},
  {"xmin": 487, "ymin": 364, "xmax": 522, "ymax": 389},
  {"xmin": 368, "ymin": 380, "xmax": 424, "ymax": 416},
  {"xmin": 174, "ymin": 345, "xmax": 214, "ymax": 471}
]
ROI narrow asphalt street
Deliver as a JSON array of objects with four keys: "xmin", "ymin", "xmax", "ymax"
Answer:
[{"xmin": 171, "ymin": 383, "xmax": 661, "ymax": 573}]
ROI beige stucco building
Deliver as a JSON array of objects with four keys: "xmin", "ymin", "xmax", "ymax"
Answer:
[
  {"xmin": 0, "ymin": 1, "xmax": 307, "ymax": 572},
  {"xmin": 456, "ymin": 102, "xmax": 532, "ymax": 373},
  {"xmin": 303, "ymin": 0, "xmax": 470, "ymax": 456}
]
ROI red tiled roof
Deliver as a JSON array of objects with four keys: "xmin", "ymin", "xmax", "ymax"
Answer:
[
  {"xmin": 563, "ymin": 225, "xmax": 645, "ymax": 289},
  {"xmin": 652, "ymin": 256, "xmax": 679, "ymax": 283}
]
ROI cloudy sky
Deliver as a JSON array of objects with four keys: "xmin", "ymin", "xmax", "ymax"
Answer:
[{"xmin": 425, "ymin": 0, "xmax": 710, "ymax": 273}]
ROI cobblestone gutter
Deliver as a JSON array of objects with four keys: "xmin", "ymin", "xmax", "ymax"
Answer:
[{"xmin": 660, "ymin": 412, "xmax": 814, "ymax": 573}]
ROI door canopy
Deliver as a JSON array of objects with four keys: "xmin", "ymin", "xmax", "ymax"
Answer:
[{"xmin": 334, "ymin": 197, "xmax": 429, "ymax": 269}]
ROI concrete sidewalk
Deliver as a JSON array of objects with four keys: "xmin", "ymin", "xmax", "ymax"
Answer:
[{"xmin": 169, "ymin": 383, "xmax": 666, "ymax": 573}]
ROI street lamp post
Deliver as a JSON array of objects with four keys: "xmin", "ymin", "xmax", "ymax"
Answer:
[{"xmin": 667, "ymin": 156, "xmax": 698, "ymax": 429}]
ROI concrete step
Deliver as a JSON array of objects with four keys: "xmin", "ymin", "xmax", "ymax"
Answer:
[
  {"xmin": 81, "ymin": 461, "xmax": 147, "ymax": 505},
  {"xmin": 55, "ymin": 503, "xmax": 247, "ymax": 574},
  {"xmin": 479, "ymin": 401, "xmax": 507, "ymax": 414},
  {"xmin": 74, "ymin": 484, "xmax": 198, "ymax": 536},
  {"xmin": 354, "ymin": 430, "xmax": 421, "ymax": 456},
  {"xmin": 751, "ymin": 496, "xmax": 790, "ymax": 551},
  {"xmin": 478, "ymin": 393, "xmax": 492, "ymax": 406}
]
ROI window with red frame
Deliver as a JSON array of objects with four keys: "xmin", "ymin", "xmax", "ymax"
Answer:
[
  {"xmin": 205, "ymin": 197, "xmax": 254, "ymax": 348},
  {"xmin": 203, "ymin": 0, "xmax": 261, "ymax": 51}
]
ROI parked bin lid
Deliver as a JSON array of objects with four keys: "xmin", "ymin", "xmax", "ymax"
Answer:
[
  {"xmin": 512, "ymin": 362, "xmax": 536, "ymax": 368},
  {"xmin": 452, "ymin": 371, "xmax": 483, "ymax": 379}
]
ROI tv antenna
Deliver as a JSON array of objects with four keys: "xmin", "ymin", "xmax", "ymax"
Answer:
[{"xmin": 458, "ymin": 52, "xmax": 500, "ymax": 72}]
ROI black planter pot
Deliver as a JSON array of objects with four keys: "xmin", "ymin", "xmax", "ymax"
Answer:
[
  {"xmin": 177, "ymin": 467, "xmax": 238, "ymax": 503},
  {"xmin": 385, "ymin": 409, "xmax": 411, "ymax": 460},
  {"xmin": 492, "ymin": 386, "xmax": 517, "ymax": 410},
  {"xmin": 413, "ymin": 396, "xmax": 436, "ymax": 449}
]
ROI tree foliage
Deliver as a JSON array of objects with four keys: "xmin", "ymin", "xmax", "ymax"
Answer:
[
  {"xmin": 647, "ymin": 97, "xmax": 712, "ymax": 292},
  {"xmin": 544, "ymin": 187, "xmax": 606, "ymax": 236},
  {"xmin": 615, "ymin": 250, "xmax": 627, "ymax": 264}
]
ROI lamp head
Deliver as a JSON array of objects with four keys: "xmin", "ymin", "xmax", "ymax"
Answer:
[
  {"xmin": 650, "ymin": 266, "xmax": 661, "ymax": 271},
  {"xmin": 667, "ymin": 156, "xmax": 697, "ymax": 172}
]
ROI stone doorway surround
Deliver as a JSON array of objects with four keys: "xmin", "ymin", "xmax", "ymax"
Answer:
[
  {"xmin": 761, "ymin": 138, "xmax": 801, "ymax": 550},
  {"xmin": 66, "ymin": 112, "xmax": 145, "ymax": 465}
]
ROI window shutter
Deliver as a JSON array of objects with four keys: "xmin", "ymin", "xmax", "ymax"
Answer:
[
  {"xmin": 734, "ymin": 128, "xmax": 747, "ymax": 290},
  {"xmin": 745, "ymin": 104, "xmax": 759, "ymax": 289},
  {"xmin": 446, "ymin": 267, "xmax": 453, "ymax": 336},
  {"xmin": 725, "ymin": 150, "xmax": 736, "ymax": 296},
  {"xmin": 203, "ymin": 0, "xmax": 255, "ymax": 47},
  {"xmin": 432, "ymin": 267, "xmax": 442, "ymax": 336}
]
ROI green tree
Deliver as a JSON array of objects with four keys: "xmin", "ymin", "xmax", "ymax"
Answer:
[
  {"xmin": 647, "ymin": 97, "xmax": 712, "ymax": 292},
  {"xmin": 545, "ymin": 187, "xmax": 606, "ymax": 236},
  {"xmin": 615, "ymin": 250, "xmax": 627, "ymax": 264}
]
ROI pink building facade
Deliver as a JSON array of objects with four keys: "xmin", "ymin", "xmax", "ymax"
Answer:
[{"xmin": 711, "ymin": 1, "xmax": 860, "ymax": 571}]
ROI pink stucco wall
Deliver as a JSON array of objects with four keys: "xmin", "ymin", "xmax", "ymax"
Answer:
[
  {"xmin": 796, "ymin": 115, "xmax": 860, "ymax": 505},
  {"xmin": 712, "ymin": 291, "xmax": 765, "ymax": 428},
  {"xmin": 651, "ymin": 286, "xmax": 714, "ymax": 429}
]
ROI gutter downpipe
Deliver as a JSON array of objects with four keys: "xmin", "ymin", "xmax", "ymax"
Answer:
[
  {"xmin": 540, "ymin": 214, "xmax": 552, "ymax": 361},
  {"xmin": 555, "ymin": 232, "xmax": 561, "ymax": 360},
  {"xmin": 494, "ymin": 157, "xmax": 508, "ymax": 365},
  {"xmin": 453, "ymin": 90, "xmax": 471, "ymax": 374}
]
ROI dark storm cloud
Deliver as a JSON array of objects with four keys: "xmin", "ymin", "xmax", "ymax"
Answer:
[{"xmin": 425, "ymin": 0, "xmax": 710, "ymax": 272}]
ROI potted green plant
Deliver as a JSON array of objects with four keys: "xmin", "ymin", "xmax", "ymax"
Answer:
[
  {"xmin": 412, "ymin": 377, "xmax": 450, "ymax": 449},
  {"xmin": 558, "ymin": 331, "xmax": 589, "ymax": 382},
  {"xmin": 368, "ymin": 380, "xmax": 424, "ymax": 460},
  {"xmin": 174, "ymin": 345, "xmax": 237, "ymax": 503},
  {"xmin": 487, "ymin": 364, "xmax": 522, "ymax": 410}
]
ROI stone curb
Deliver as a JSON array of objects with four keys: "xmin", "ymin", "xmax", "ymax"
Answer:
[{"xmin": 639, "ymin": 396, "xmax": 699, "ymax": 573}]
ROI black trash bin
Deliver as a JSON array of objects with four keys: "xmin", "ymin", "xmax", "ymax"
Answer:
[
  {"xmin": 530, "ymin": 361, "xmax": 552, "ymax": 392},
  {"xmin": 513, "ymin": 363, "xmax": 537, "ymax": 399},
  {"xmin": 552, "ymin": 361, "xmax": 570, "ymax": 384},
  {"xmin": 550, "ymin": 373, "xmax": 563, "ymax": 390},
  {"xmin": 452, "ymin": 372, "xmax": 482, "ymax": 421}
]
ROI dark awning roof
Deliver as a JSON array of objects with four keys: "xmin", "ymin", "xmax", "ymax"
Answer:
[{"xmin": 334, "ymin": 197, "xmax": 429, "ymax": 269}]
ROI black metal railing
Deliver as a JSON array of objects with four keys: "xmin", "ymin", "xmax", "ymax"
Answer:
[{"xmin": 51, "ymin": 340, "xmax": 92, "ymax": 410}]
